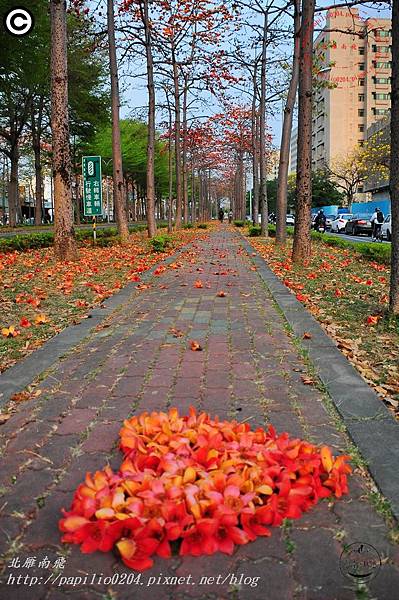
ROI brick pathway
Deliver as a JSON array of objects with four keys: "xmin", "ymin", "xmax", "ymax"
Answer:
[{"xmin": 0, "ymin": 228, "xmax": 398, "ymax": 600}]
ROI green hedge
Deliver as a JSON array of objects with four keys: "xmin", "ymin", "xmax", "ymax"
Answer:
[
  {"xmin": 197, "ymin": 223, "xmax": 208, "ymax": 229},
  {"xmin": 0, "ymin": 224, "xmax": 150, "ymax": 253},
  {"xmin": 248, "ymin": 225, "xmax": 262, "ymax": 237},
  {"xmin": 233, "ymin": 220, "xmax": 246, "ymax": 227},
  {"xmin": 311, "ymin": 231, "xmax": 391, "ymax": 265},
  {"xmin": 149, "ymin": 233, "xmax": 172, "ymax": 253}
]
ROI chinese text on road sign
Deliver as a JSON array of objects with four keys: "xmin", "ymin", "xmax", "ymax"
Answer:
[{"xmin": 82, "ymin": 156, "xmax": 102, "ymax": 216}]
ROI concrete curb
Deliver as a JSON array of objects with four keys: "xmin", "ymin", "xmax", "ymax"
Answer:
[
  {"xmin": 240, "ymin": 233, "xmax": 399, "ymax": 522},
  {"xmin": 0, "ymin": 240, "xmax": 191, "ymax": 408}
]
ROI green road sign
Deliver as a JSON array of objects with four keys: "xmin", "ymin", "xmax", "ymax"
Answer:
[{"xmin": 82, "ymin": 156, "xmax": 103, "ymax": 216}]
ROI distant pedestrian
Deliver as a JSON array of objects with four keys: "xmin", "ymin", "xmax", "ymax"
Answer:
[
  {"xmin": 228, "ymin": 210, "xmax": 233, "ymax": 224},
  {"xmin": 218, "ymin": 208, "xmax": 224, "ymax": 223},
  {"xmin": 370, "ymin": 207, "xmax": 384, "ymax": 241}
]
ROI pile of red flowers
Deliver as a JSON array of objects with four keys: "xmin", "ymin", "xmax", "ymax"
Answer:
[{"xmin": 59, "ymin": 407, "xmax": 351, "ymax": 570}]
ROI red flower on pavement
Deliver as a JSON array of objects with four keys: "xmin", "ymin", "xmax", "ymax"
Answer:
[
  {"xmin": 180, "ymin": 519, "xmax": 219, "ymax": 556},
  {"xmin": 60, "ymin": 408, "xmax": 351, "ymax": 571}
]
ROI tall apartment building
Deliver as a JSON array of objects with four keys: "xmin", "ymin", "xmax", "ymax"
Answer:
[
  {"xmin": 267, "ymin": 149, "xmax": 280, "ymax": 180},
  {"xmin": 290, "ymin": 8, "xmax": 391, "ymax": 180}
]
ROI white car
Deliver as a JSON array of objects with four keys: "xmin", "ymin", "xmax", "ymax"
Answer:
[
  {"xmin": 325, "ymin": 214, "xmax": 337, "ymax": 230},
  {"xmin": 330, "ymin": 213, "xmax": 353, "ymax": 233},
  {"xmin": 381, "ymin": 214, "xmax": 391, "ymax": 241},
  {"xmin": 286, "ymin": 214, "xmax": 295, "ymax": 226}
]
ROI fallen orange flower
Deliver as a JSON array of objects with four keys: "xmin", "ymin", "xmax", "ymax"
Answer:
[
  {"xmin": 190, "ymin": 340, "xmax": 203, "ymax": 351},
  {"xmin": 34, "ymin": 314, "xmax": 50, "ymax": 325},
  {"xmin": 19, "ymin": 317, "xmax": 32, "ymax": 328},
  {"xmin": 60, "ymin": 407, "xmax": 351, "ymax": 571},
  {"xmin": 366, "ymin": 315, "xmax": 380, "ymax": 326},
  {"xmin": 1, "ymin": 325, "xmax": 20, "ymax": 338}
]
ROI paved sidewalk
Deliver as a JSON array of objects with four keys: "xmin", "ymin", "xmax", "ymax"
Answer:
[{"xmin": 0, "ymin": 228, "xmax": 398, "ymax": 600}]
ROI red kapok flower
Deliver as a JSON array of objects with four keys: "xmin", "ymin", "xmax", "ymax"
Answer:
[{"xmin": 180, "ymin": 519, "xmax": 219, "ymax": 557}]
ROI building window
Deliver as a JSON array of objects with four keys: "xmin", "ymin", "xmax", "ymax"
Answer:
[
  {"xmin": 358, "ymin": 109, "xmax": 365, "ymax": 117},
  {"xmin": 374, "ymin": 61, "xmax": 391, "ymax": 68},
  {"xmin": 358, "ymin": 79, "xmax": 365, "ymax": 86},
  {"xmin": 373, "ymin": 77, "xmax": 390, "ymax": 84},
  {"xmin": 373, "ymin": 45, "xmax": 391, "ymax": 53},
  {"xmin": 358, "ymin": 141, "xmax": 364, "ymax": 147},
  {"xmin": 358, "ymin": 94, "xmax": 365, "ymax": 101},
  {"xmin": 358, "ymin": 63, "xmax": 365, "ymax": 71},
  {"xmin": 375, "ymin": 29, "xmax": 391, "ymax": 38},
  {"xmin": 372, "ymin": 108, "xmax": 389, "ymax": 115},
  {"xmin": 358, "ymin": 186, "xmax": 364, "ymax": 192},
  {"xmin": 372, "ymin": 92, "xmax": 390, "ymax": 100},
  {"xmin": 358, "ymin": 47, "xmax": 365, "ymax": 55},
  {"xmin": 358, "ymin": 124, "xmax": 364, "ymax": 132}
]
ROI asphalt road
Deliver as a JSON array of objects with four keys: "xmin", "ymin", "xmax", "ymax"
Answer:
[{"xmin": 327, "ymin": 230, "xmax": 391, "ymax": 244}]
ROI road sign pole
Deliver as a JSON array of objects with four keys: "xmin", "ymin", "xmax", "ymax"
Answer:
[{"xmin": 92, "ymin": 216, "xmax": 96, "ymax": 244}]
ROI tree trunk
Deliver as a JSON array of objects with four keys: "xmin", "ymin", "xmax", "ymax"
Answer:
[
  {"xmin": 276, "ymin": 0, "xmax": 300, "ymax": 245},
  {"xmin": 167, "ymin": 111, "xmax": 173, "ymax": 234},
  {"xmin": 74, "ymin": 170, "xmax": 81, "ymax": 225},
  {"xmin": 50, "ymin": 0, "xmax": 78, "ymax": 261},
  {"xmin": 31, "ymin": 97, "xmax": 44, "ymax": 226},
  {"xmin": 259, "ymin": 11, "xmax": 268, "ymax": 237},
  {"xmin": 143, "ymin": 0, "xmax": 157, "ymax": 237},
  {"xmin": 172, "ymin": 51, "xmax": 182, "ymax": 228},
  {"xmin": 390, "ymin": 0, "xmax": 399, "ymax": 313},
  {"xmin": 292, "ymin": 0, "xmax": 315, "ymax": 263},
  {"xmin": 251, "ymin": 79, "xmax": 259, "ymax": 225},
  {"xmin": 8, "ymin": 144, "xmax": 19, "ymax": 227},
  {"xmin": 191, "ymin": 167, "xmax": 195, "ymax": 223},
  {"xmin": 107, "ymin": 0, "xmax": 129, "ymax": 243},
  {"xmin": 34, "ymin": 142, "xmax": 43, "ymax": 226},
  {"xmin": 182, "ymin": 82, "xmax": 189, "ymax": 224}
]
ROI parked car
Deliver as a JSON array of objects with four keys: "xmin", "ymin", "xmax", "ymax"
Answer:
[
  {"xmin": 330, "ymin": 213, "xmax": 353, "ymax": 233},
  {"xmin": 286, "ymin": 214, "xmax": 295, "ymax": 226},
  {"xmin": 325, "ymin": 214, "xmax": 336, "ymax": 230},
  {"xmin": 344, "ymin": 215, "xmax": 372, "ymax": 236},
  {"xmin": 381, "ymin": 214, "xmax": 391, "ymax": 241}
]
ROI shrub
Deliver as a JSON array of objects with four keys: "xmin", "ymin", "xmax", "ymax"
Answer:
[
  {"xmin": 311, "ymin": 232, "xmax": 391, "ymax": 265},
  {"xmin": 95, "ymin": 236, "xmax": 120, "ymax": 247},
  {"xmin": 248, "ymin": 225, "xmax": 262, "ymax": 237},
  {"xmin": 183, "ymin": 223, "xmax": 193, "ymax": 229},
  {"xmin": 233, "ymin": 220, "xmax": 245, "ymax": 227},
  {"xmin": 0, "ymin": 232, "xmax": 54, "ymax": 253},
  {"xmin": 149, "ymin": 234, "xmax": 172, "ymax": 252},
  {"xmin": 197, "ymin": 223, "xmax": 208, "ymax": 229}
]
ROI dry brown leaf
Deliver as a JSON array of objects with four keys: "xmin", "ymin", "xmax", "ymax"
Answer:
[
  {"xmin": 300, "ymin": 375, "xmax": 315, "ymax": 385},
  {"xmin": 170, "ymin": 328, "xmax": 184, "ymax": 338},
  {"xmin": 303, "ymin": 332, "xmax": 312, "ymax": 340},
  {"xmin": 0, "ymin": 413, "xmax": 11, "ymax": 425}
]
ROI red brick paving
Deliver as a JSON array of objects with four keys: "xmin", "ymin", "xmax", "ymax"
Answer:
[{"xmin": 0, "ymin": 228, "xmax": 398, "ymax": 600}]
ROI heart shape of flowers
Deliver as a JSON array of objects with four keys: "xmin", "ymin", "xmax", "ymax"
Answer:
[{"xmin": 59, "ymin": 407, "xmax": 351, "ymax": 571}]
